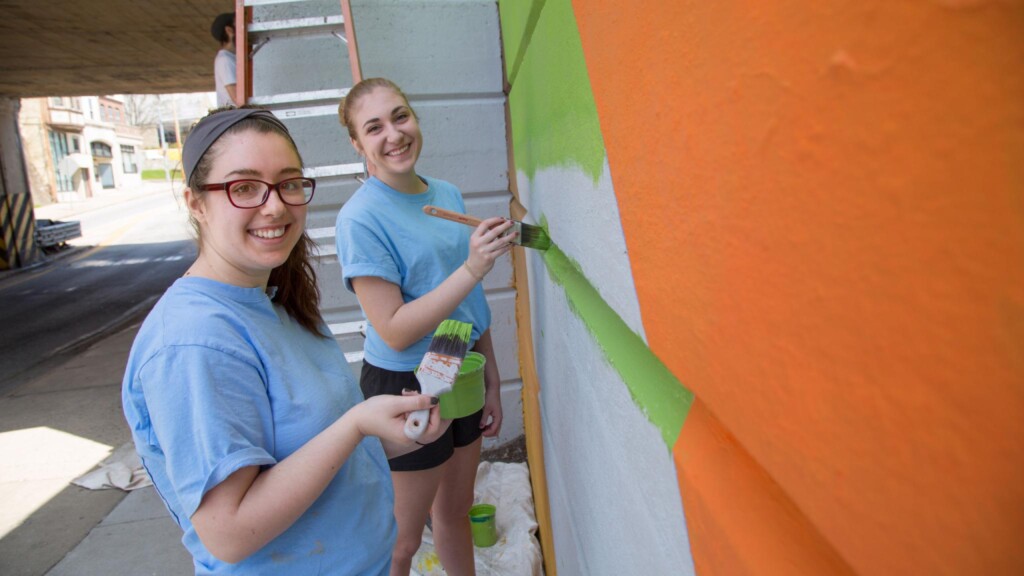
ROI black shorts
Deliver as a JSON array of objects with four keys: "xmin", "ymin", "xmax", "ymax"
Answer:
[{"xmin": 360, "ymin": 360, "xmax": 484, "ymax": 472}]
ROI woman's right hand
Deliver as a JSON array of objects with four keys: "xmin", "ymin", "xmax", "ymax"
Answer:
[
  {"xmin": 467, "ymin": 217, "xmax": 516, "ymax": 278},
  {"xmin": 351, "ymin": 393, "xmax": 450, "ymax": 458}
]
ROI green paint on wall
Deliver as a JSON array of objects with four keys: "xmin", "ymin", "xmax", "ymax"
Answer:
[
  {"xmin": 543, "ymin": 243, "xmax": 694, "ymax": 447},
  {"xmin": 503, "ymin": 0, "xmax": 605, "ymax": 183},
  {"xmin": 498, "ymin": 0, "xmax": 545, "ymax": 87},
  {"xmin": 501, "ymin": 1, "xmax": 687, "ymax": 442}
]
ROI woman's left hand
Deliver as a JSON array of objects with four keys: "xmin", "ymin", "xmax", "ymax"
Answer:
[{"xmin": 480, "ymin": 386, "xmax": 503, "ymax": 437}]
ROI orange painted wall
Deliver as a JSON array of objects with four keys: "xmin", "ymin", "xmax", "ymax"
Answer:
[{"xmin": 572, "ymin": 1, "xmax": 1024, "ymax": 574}]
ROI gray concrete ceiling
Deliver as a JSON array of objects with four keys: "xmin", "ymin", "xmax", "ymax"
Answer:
[{"xmin": 0, "ymin": 1, "xmax": 231, "ymax": 97}]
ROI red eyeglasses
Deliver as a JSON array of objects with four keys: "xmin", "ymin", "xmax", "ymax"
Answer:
[{"xmin": 200, "ymin": 177, "xmax": 316, "ymax": 208}]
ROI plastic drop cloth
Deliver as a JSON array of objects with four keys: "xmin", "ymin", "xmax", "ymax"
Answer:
[
  {"xmin": 411, "ymin": 461, "xmax": 544, "ymax": 575},
  {"xmin": 72, "ymin": 442, "xmax": 152, "ymax": 491}
]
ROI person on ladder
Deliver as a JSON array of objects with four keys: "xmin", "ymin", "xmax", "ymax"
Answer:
[{"xmin": 211, "ymin": 13, "xmax": 240, "ymax": 107}]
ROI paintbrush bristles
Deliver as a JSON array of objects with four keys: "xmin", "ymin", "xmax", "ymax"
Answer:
[
  {"xmin": 426, "ymin": 319, "xmax": 473, "ymax": 358},
  {"xmin": 515, "ymin": 221, "xmax": 552, "ymax": 251},
  {"xmin": 405, "ymin": 319, "xmax": 473, "ymax": 440}
]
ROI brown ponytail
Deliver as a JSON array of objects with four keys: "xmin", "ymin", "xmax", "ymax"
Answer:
[{"xmin": 268, "ymin": 233, "xmax": 325, "ymax": 336}]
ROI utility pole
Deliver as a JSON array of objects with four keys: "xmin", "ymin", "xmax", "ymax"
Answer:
[
  {"xmin": 172, "ymin": 95, "xmax": 183, "ymax": 166},
  {"xmin": 155, "ymin": 95, "xmax": 169, "ymax": 182}
]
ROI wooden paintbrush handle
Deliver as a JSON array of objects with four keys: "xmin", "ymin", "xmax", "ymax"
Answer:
[{"xmin": 423, "ymin": 205, "xmax": 484, "ymax": 228}]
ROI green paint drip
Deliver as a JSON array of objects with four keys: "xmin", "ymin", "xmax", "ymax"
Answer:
[
  {"xmin": 504, "ymin": 0, "xmax": 606, "ymax": 183},
  {"xmin": 542, "ymin": 244, "xmax": 693, "ymax": 448}
]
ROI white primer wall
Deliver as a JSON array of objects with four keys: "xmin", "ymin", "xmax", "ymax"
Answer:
[{"xmin": 522, "ymin": 163, "xmax": 695, "ymax": 575}]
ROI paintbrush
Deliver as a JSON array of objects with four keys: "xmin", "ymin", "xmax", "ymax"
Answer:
[
  {"xmin": 423, "ymin": 205, "xmax": 551, "ymax": 251},
  {"xmin": 404, "ymin": 319, "xmax": 474, "ymax": 440}
]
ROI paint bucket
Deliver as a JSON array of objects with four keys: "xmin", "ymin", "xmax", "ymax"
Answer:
[
  {"xmin": 438, "ymin": 351, "xmax": 486, "ymax": 419},
  {"xmin": 468, "ymin": 503, "xmax": 498, "ymax": 547}
]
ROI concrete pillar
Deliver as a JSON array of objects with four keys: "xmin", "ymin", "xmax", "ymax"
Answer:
[{"xmin": 0, "ymin": 97, "xmax": 40, "ymax": 269}]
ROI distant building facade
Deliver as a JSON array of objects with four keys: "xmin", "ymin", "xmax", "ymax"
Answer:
[{"xmin": 20, "ymin": 95, "xmax": 145, "ymax": 205}]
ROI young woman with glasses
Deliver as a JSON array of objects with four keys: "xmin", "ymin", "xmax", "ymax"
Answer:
[
  {"xmin": 122, "ymin": 107, "xmax": 447, "ymax": 575},
  {"xmin": 336, "ymin": 78, "xmax": 514, "ymax": 576}
]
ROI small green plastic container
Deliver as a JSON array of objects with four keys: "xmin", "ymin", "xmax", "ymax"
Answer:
[
  {"xmin": 468, "ymin": 503, "xmax": 498, "ymax": 547},
  {"xmin": 438, "ymin": 351, "xmax": 486, "ymax": 419}
]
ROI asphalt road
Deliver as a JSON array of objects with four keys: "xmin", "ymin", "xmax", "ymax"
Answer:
[{"xmin": 0, "ymin": 190, "xmax": 195, "ymax": 392}]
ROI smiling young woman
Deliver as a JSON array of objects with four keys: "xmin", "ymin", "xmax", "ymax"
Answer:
[
  {"xmin": 336, "ymin": 79, "xmax": 516, "ymax": 576},
  {"xmin": 122, "ymin": 107, "xmax": 448, "ymax": 575}
]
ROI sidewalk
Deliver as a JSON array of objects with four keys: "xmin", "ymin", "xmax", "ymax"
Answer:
[
  {"xmin": 0, "ymin": 321, "xmax": 193, "ymax": 576},
  {"xmin": 33, "ymin": 180, "xmax": 180, "ymax": 222},
  {"xmin": 1, "ymin": 183, "xmax": 194, "ymax": 575}
]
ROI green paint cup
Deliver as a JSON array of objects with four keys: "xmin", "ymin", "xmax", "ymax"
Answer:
[
  {"xmin": 468, "ymin": 503, "xmax": 498, "ymax": 547},
  {"xmin": 438, "ymin": 351, "xmax": 486, "ymax": 419}
]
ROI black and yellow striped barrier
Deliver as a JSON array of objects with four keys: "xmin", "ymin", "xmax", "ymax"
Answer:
[{"xmin": 0, "ymin": 191, "xmax": 38, "ymax": 270}]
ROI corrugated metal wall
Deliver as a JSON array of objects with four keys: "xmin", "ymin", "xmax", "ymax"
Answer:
[{"xmin": 249, "ymin": 0, "xmax": 522, "ymax": 447}]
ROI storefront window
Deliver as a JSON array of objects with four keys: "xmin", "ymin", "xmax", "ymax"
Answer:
[
  {"xmin": 48, "ymin": 131, "xmax": 74, "ymax": 192},
  {"xmin": 91, "ymin": 142, "xmax": 112, "ymax": 158},
  {"xmin": 121, "ymin": 145, "xmax": 138, "ymax": 174}
]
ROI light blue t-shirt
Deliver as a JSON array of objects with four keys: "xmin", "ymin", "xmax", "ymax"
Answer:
[
  {"xmin": 335, "ymin": 175, "xmax": 491, "ymax": 371},
  {"xmin": 214, "ymin": 49, "xmax": 236, "ymax": 107},
  {"xmin": 122, "ymin": 277, "xmax": 395, "ymax": 575}
]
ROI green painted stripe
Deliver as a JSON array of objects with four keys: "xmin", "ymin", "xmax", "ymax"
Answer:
[
  {"xmin": 542, "ymin": 243, "xmax": 693, "ymax": 447},
  {"xmin": 501, "ymin": 0, "xmax": 546, "ymax": 88}
]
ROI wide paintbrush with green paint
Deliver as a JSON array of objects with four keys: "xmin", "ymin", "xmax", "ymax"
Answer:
[
  {"xmin": 404, "ymin": 319, "xmax": 474, "ymax": 440},
  {"xmin": 422, "ymin": 205, "xmax": 551, "ymax": 251}
]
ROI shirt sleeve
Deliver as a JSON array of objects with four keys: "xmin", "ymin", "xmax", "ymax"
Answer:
[
  {"xmin": 336, "ymin": 217, "xmax": 401, "ymax": 292},
  {"xmin": 138, "ymin": 344, "xmax": 276, "ymax": 518}
]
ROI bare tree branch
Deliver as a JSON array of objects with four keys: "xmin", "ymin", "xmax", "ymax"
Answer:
[{"xmin": 122, "ymin": 94, "xmax": 160, "ymax": 126}]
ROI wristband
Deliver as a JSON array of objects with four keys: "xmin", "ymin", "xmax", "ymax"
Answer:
[{"xmin": 463, "ymin": 260, "xmax": 484, "ymax": 282}]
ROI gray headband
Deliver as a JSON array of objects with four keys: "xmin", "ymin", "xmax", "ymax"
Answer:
[{"xmin": 182, "ymin": 108, "xmax": 291, "ymax": 184}]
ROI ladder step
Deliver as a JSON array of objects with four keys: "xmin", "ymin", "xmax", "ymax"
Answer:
[
  {"xmin": 248, "ymin": 15, "xmax": 345, "ymax": 37},
  {"xmin": 249, "ymin": 88, "xmax": 349, "ymax": 107},
  {"xmin": 304, "ymin": 163, "xmax": 364, "ymax": 179},
  {"xmin": 244, "ymin": 0, "xmax": 312, "ymax": 6},
  {"xmin": 330, "ymin": 320, "xmax": 367, "ymax": 337},
  {"xmin": 307, "ymin": 226, "xmax": 333, "ymax": 240},
  {"xmin": 331, "ymin": 322, "xmax": 367, "ymax": 365},
  {"xmin": 308, "ymin": 226, "xmax": 338, "ymax": 256},
  {"xmin": 272, "ymin": 104, "xmax": 342, "ymax": 120}
]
